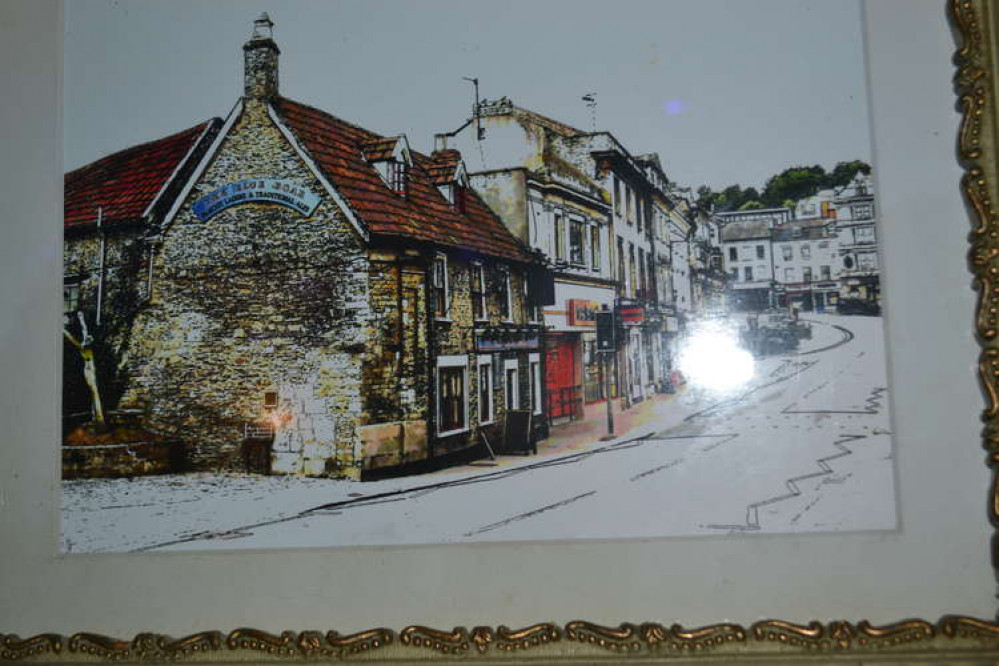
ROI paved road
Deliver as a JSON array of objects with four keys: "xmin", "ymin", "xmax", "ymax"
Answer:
[{"xmin": 153, "ymin": 314, "xmax": 895, "ymax": 551}]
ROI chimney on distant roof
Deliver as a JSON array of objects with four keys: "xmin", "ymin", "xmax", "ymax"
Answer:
[{"xmin": 243, "ymin": 12, "xmax": 280, "ymax": 101}]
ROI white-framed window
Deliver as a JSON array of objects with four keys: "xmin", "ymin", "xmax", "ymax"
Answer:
[
  {"xmin": 784, "ymin": 267, "xmax": 794, "ymax": 281},
  {"xmin": 820, "ymin": 265, "xmax": 831, "ymax": 280},
  {"xmin": 802, "ymin": 267, "xmax": 813, "ymax": 282},
  {"xmin": 477, "ymin": 355, "xmax": 494, "ymax": 425},
  {"xmin": 756, "ymin": 244, "xmax": 765, "ymax": 259},
  {"xmin": 384, "ymin": 160, "xmax": 407, "ymax": 195},
  {"xmin": 529, "ymin": 353, "xmax": 542, "ymax": 416},
  {"xmin": 744, "ymin": 266, "xmax": 753, "ymax": 282},
  {"xmin": 523, "ymin": 272, "xmax": 540, "ymax": 323},
  {"xmin": 729, "ymin": 247, "xmax": 737, "ymax": 262},
  {"xmin": 471, "ymin": 261, "xmax": 486, "ymax": 321},
  {"xmin": 781, "ymin": 245, "xmax": 792, "ymax": 261},
  {"xmin": 503, "ymin": 358, "xmax": 519, "ymax": 411},
  {"xmin": 437, "ymin": 354, "xmax": 469, "ymax": 437},
  {"xmin": 853, "ymin": 203, "xmax": 873, "ymax": 220},
  {"xmin": 500, "ymin": 267, "xmax": 513, "ymax": 322},
  {"xmin": 590, "ymin": 225, "xmax": 601, "ymax": 271},
  {"xmin": 569, "ymin": 219, "xmax": 585, "ymax": 266},
  {"xmin": 63, "ymin": 280, "xmax": 81, "ymax": 313},
  {"xmin": 554, "ymin": 213, "xmax": 565, "ymax": 260},
  {"xmin": 801, "ymin": 244, "xmax": 811, "ymax": 260},
  {"xmin": 857, "ymin": 252, "xmax": 877, "ymax": 271},
  {"xmin": 855, "ymin": 226, "xmax": 876, "ymax": 244},
  {"xmin": 433, "ymin": 253, "xmax": 449, "ymax": 320}
]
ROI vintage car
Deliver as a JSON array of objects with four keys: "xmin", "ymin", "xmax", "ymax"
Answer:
[
  {"xmin": 837, "ymin": 298, "xmax": 881, "ymax": 315},
  {"xmin": 740, "ymin": 308, "xmax": 811, "ymax": 355}
]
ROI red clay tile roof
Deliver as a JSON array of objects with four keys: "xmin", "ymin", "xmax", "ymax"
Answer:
[
  {"xmin": 273, "ymin": 97, "xmax": 532, "ymax": 262},
  {"xmin": 65, "ymin": 120, "xmax": 219, "ymax": 230},
  {"xmin": 425, "ymin": 150, "xmax": 461, "ymax": 185},
  {"xmin": 360, "ymin": 136, "xmax": 400, "ymax": 162}
]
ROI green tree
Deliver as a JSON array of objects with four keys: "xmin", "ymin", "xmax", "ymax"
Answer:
[
  {"xmin": 826, "ymin": 160, "xmax": 871, "ymax": 189},
  {"xmin": 761, "ymin": 165, "xmax": 827, "ymax": 207}
]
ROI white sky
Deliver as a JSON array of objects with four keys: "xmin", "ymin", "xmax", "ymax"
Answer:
[{"xmin": 64, "ymin": 0, "xmax": 872, "ymax": 191}]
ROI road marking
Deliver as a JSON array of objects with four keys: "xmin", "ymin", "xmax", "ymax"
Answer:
[
  {"xmin": 630, "ymin": 458, "xmax": 685, "ymax": 481},
  {"xmin": 781, "ymin": 386, "xmax": 887, "ymax": 415},
  {"xmin": 705, "ymin": 433, "xmax": 868, "ymax": 532},
  {"xmin": 464, "ymin": 491, "xmax": 597, "ymax": 537}
]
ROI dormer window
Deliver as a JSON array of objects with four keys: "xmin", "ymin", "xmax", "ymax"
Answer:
[
  {"xmin": 385, "ymin": 160, "xmax": 407, "ymax": 194},
  {"xmin": 436, "ymin": 161, "xmax": 470, "ymax": 212},
  {"xmin": 364, "ymin": 135, "xmax": 412, "ymax": 196}
]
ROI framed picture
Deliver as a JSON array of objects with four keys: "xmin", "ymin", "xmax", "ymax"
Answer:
[
  {"xmin": 3, "ymin": 0, "xmax": 999, "ymax": 662},
  {"xmin": 59, "ymin": 0, "xmax": 895, "ymax": 554}
]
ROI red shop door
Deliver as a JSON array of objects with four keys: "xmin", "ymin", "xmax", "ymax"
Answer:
[{"xmin": 546, "ymin": 337, "xmax": 577, "ymax": 419}]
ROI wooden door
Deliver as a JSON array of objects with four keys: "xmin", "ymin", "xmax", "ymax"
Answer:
[{"xmin": 545, "ymin": 337, "xmax": 576, "ymax": 419}]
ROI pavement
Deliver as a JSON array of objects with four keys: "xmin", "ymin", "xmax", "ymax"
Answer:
[{"xmin": 61, "ymin": 313, "xmax": 896, "ymax": 553}]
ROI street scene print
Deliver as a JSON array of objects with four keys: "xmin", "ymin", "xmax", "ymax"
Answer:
[{"xmin": 61, "ymin": 1, "xmax": 895, "ymax": 553}]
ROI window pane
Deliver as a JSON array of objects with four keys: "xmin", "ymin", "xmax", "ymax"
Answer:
[
  {"xmin": 472, "ymin": 264, "xmax": 485, "ymax": 320},
  {"xmin": 439, "ymin": 366, "xmax": 465, "ymax": 432},
  {"xmin": 569, "ymin": 221, "xmax": 584, "ymax": 265},
  {"xmin": 479, "ymin": 364, "xmax": 491, "ymax": 422},
  {"xmin": 554, "ymin": 214, "xmax": 564, "ymax": 260},
  {"xmin": 434, "ymin": 257, "xmax": 447, "ymax": 318},
  {"xmin": 590, "ymin": 226, "xmax": 600, "ymax": 270}
]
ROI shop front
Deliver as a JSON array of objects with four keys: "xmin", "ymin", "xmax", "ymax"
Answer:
[
  {"xmin": 544, "ymin": 290, "xmax": 614, "ymax": 423},
  {"xmin": 545, "ymin": 333, "xmax": 581, "ymax": 421},
  {"xmin": 617, "ymin": 301, "xmax": 648, "ymax": 405}
]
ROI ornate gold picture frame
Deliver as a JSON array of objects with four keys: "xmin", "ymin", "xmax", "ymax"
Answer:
[{"xmin": 3, "ymin": 0, "xmax": 999, "ymax": 662}]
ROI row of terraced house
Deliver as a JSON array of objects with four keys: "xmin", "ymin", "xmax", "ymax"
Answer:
[
  {"xmin": 62, "ymin": 15, "xmax": 728, "ymax": 479},
  {"xmin": 717, "ymin": 174, "xmax": 880, "ymax": 314}
]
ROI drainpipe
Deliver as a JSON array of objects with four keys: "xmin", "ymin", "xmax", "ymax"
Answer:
[
  {"xmin": 423, "ymin": 250, "xmax": 437, "ymax": 460},
  {"xmin": 395, "ymin": 260, "xmax": 405, "ymax": 462},
  {"xmin": 95, "ymin": 207, "xmax": 106, "ymax": 327}
]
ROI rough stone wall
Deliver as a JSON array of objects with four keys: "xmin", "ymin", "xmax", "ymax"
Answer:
[
  {"xmin": 432, "ymin": 252, "xmax": 533, "ymax": 456},
  {"xmin": 359, "ymin": 252, "xmax": 429, "ymax": 469},
  {"xmin": 354, "ymin": 246, "xmax": 539, "ymax": 469},
  {"xmin": 62, "ymin": 441, "xmax": 183, "ymax": 479},
  {"xmin": 119, "ymin": 101, "xmax": 370, "ymax": 478}
]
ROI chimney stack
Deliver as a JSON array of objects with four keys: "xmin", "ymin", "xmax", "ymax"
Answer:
[{"xmin": 243, "ymin": 12, "xmax": 280, "ymax": 101}]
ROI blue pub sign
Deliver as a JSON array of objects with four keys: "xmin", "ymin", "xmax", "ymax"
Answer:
[{"xmin": 192, "ymin": 178, "xmax": 321, "ymax": 221}]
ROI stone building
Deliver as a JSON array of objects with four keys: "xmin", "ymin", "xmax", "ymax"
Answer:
[
  {"xmin": 833, "ymin": 173, "xmax": 880, "ymax": 308},
  {"xmin": 637, "ymin": 153, "xmax": 688, "ymax": 390},
  {"xmin": 63, "ymin": 14, "xmax": 550, "ymax": 479},
  {"xmin": 438, "ymin": 99, "xmax": 618, "ymax": 419},
  {"xmin": 558, "ymin": 130, "xmax": 662, "ymax": 406},
  {"xmin": 689, "ymin": 209, "xmax": 727, "ymax": 314},
  {"xmin": 771, "ymin": 218, "xmax": 840, "ymax": 312},
  {"xmin": 720, "ymin": 219, "xmax": 776, "ymax": 311},
  {"xmin": 63, "ymin": 120, "xmax": 222, "ymax": 425}
]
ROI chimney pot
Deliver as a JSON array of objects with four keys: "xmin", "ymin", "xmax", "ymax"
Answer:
[
  {"xmin": 252, "ymin": 12, "xmax": 274, "ymax": 40},
  {"xmin": 243, "ymin": 13, "xmax": 280, "ymax": 101}
]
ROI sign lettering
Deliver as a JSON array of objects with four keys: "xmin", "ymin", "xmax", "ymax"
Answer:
[
  {"xmin": 192, "ymin": 179, "xmax": 321, "ymax": 221},
  {"xmin": 618, "ymin": 307, "xmax": 645, "ymax": 325},
  {"xmin": 566, "ymin": 299, "xmax": 599, "ymax": 327},
  {"xmin": 475, "ymin": 334, "xmax": 539, "ymax": 352}
]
